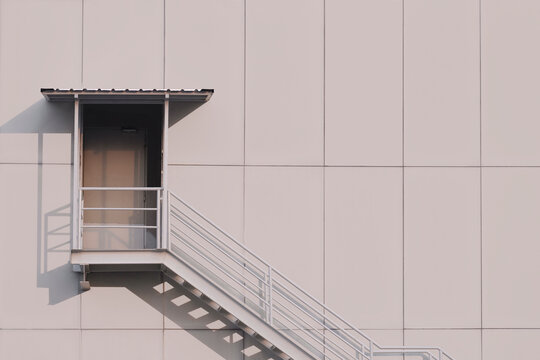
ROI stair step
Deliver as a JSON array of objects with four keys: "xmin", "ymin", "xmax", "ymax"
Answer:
[
  {"xmin": 222, "ymin": 313, "xmax": 238, "ymax": 324},
  {"xmin": 218, "ymin": 307, "xmax": 234, "ymax": 319},
  {"xmin": 162, "ymin": 266, "xmax": 292, "ymax": 360},
  {"xmin": 255, "ymin": 336, "xmax": 273, "ymax": 349},
  {"xmin": 236, "ymin": 320, "xmax": 246, "ymax": 328},
  {"xmin": 243, "ymin": 326, "xmax": 256, "ymax": 337},
  {"xmin": 182, "ymin": 281, "xmax": 196, "ymax": 292},
  {"xmin": 163, "ymin": 271, "xmax": 186, "ymax": 286},
  {"xmin": 199, "ymin": 294, "xmax": 219, "ymax": 308},
  {"xmin": 204, "ymin": 300, "xmax": 221, "ymax": 312}
]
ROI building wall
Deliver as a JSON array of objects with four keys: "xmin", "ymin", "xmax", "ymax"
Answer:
[{"xmin": 1, "ymin": 0, "xmax": 540, "ymax": 359}]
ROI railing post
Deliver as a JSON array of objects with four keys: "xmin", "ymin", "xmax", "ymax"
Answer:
[
  {"xmin": 79, "ymin": 188, "xmax": 83, "ymax": 249},
  {"xmin": 72, "ymin": 97, "xmax": 81, "ymax": 250},
  {"xmin": 167, "ymin": 191, "xmax": 171, "ymax": 250},
  {"xmin": 161, "ymin": 96, "xmax": 169, "ymax": 250},
  {"xmin": 369, "ymin": 340, "xmax": 373, "ymax": 360},
  {"xmin": 267, "ymin": 266, "xmax": 273, "ymax": 325},
  {"xmin": 156, "ymin": 190, "xmax": 161, "ymax": 249},
  {"xmin": 161, "ymin": 188, "xmax": 169, "ymax": 250}
]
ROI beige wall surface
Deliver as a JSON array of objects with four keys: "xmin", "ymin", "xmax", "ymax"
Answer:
[{"xmin": 0, "ymin": 0, "xmax": 538, "ymax": 359}]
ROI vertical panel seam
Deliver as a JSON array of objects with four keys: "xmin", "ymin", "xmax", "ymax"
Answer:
[
  {"xmin": 479, "ymin": 0, "xmax": 484, "ymax": 359},
  {"xmin": 242, "ymin": 0, "xmax": 247, "ymax": 249},
  {"xmin": 163, "ymin": 0, "xmax": 166, "ymax": 88},
  {"xmin": 242, "ymin": 1, "xmax": 247, "ymax": 331},
  {"xmin": 243, "ymin": 0, "xmax": 247, "ymax": 171},
  {"xmin": 242, "ymin": 1, "xmax": 248, "ymax": 337},
  {"xmin": 402, "ymin": 0, "xmax": 406, "ymax": 346},
  {"xmin": 242, "ymin": 328, "xmax": 246, "ymax": 360},
  {"xmin": 81, "ymin": 0, "xmax": 84, "ymax": 87},
  {"xmin": 79, "ymin": 292, "xmax": 82, "ymax": 360},
  {"xmin": 322, "ymin": 0, "xmax": 326, "ymax": 309}
]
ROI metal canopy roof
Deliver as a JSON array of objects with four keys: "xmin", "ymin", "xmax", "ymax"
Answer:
[{"xmin": 41, "ymin": 88, "xmax": 214, "ymax": 103}]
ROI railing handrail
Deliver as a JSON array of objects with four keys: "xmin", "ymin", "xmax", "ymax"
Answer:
[
  {"xmin": 167, "ymin": 190, "xmax": 455, "ymax": 360},
  {"xmin": 169, "ymin": 207, "xmax": 267, "ymax": 282},
  {"xmin": 81, "ymin": 186, "xmax": 163, "ymax": 190},
  {"xmin": 76, "ymin": 186, "xmax": 454, "ymax": 360},
  {"xmin": 169, "ymin": 191, "xmax": 377, "ymax": 347},
  {"xmin": 169, "ymin": 191, "xmax": 270, "ymax": 267},
  {"xmin": 78, "ymin": 187, "xmax": 164, "ymax": 250}
]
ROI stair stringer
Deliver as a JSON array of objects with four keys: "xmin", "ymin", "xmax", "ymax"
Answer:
[
  {"xmin": 71, "ymin": 250, "xmax": 314, "ymax": 360},
  {"xmin": 161, "ymin": 251, "xmax": 314, "ymax": 360}
]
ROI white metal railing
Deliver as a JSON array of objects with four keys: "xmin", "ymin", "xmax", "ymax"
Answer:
[
  {"xmin": 77, "ymin": 187, "xmax": 163, "ymax": 250},
  {"xmin": 73, "ymin": 187, "xmax": 454, "ymax": 359},
  {"xmin": 166, "ymin": 190, "xmax": 455, "ymax": 360}
]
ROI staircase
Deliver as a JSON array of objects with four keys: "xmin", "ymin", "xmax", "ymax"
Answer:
[{"xmin": 71, "ymin": 188, "xmax": 455, "ymax": 360}]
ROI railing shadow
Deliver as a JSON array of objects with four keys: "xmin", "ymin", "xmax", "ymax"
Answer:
[
  {"xmin": 41, "ymin": 203, "xmax": 79, "ymax": 304},
  {"xmin": 0, "ymin": 98, "xmax": 208, "ymax": 306},
  {"xmin": 0, "ymin": 99, "xmax": 80, "ymax": 305},
  {"xmin": 169, "ymin": 101, "xmax": 205, "ymax": 127},
  {"xmin": 87, "ymin": 271, "xmax": 280, "ymax": 360}
]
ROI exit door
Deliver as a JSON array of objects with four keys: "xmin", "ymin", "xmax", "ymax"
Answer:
[{"xmin": 80, "ymin": 104, "xmax": 163, "ymax": 250}]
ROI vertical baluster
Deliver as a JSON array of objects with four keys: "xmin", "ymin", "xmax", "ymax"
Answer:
[
  {"xmin": 167, "ymin": 191, "xmax": 171, "ymax": 250},
  {"xmin": 73, "ymin": 97, "xmax": 80, "ymax": 250},
  {"xmin": 156, "ymin": 190, "xmax": 161, "ymax": 249},
  {"xmin": 260, "ymin": 276, "xmax": 266, "ymax": 319},
  {"xmin": 162, "ymin": 96, "xmax": 169, "ymax": 250},
  {"xmin": 267, "ymin": 266, "xmax": 273, "ymax": 325},
  {"xmin": 79, "ymin": 188, "xmax": 83, "ymax": 249}
]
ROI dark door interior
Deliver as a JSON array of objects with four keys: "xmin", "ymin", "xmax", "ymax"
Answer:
[{"xmin": 81, "ymin": 104, "xmax": 162, "ymax": 249}]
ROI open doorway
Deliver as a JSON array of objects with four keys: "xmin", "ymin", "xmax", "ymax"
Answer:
[{"xmin": 81, "ymin": 104, "xmax": 163, "ymax": 250}]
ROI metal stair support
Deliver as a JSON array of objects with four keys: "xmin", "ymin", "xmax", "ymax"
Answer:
[{"xmin": 71, "ymin": 187, "xmax": 456, "ymax": 360}]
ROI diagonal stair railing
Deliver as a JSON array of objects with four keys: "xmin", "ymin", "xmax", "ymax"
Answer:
[
  {"xmin": 166, "ymin": 190, "xmax": 455, "ymax": 360},
  {"xmin": 76, "ymin": 186, "xmax": 455, "ymax": 359}
]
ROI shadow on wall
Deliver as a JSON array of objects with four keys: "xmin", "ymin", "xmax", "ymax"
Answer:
[
  {"xmin": 169, "ymin": 101, "xmax": 205, "ymax": 127},
  {"xmin": 88, "ymin": 272, "xmax": 278, "ymax": 360},
  {"xmin": 0, "ymin": 99, "xmax": 206, "ymax": 306},
  {"xmin": 1, "ymin": 98, "xmax": 243, "ymax": 357},
  {"xmin": 0, "ymin": 99, "xmax": 78, "ymax": 305}
]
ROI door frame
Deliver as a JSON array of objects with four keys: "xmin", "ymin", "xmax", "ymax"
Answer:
[{"xmin": 72, "ymin": 98, "xmax": 170, "ymax": 250}]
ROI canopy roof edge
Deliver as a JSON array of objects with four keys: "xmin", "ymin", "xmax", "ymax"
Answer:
[{"xmin": 41, "ymin": 88, "xmax": 214, "ymax": 103}]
